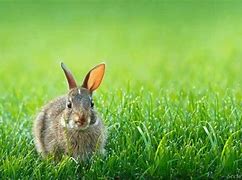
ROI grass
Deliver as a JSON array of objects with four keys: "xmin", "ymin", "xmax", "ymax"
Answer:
[{"xmin": 0, "ymin": 1, "xmax": 242, "ymax": 179}]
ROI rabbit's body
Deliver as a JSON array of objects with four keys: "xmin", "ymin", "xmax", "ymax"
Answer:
[
  {"xmin": 34, "ymin": 95, "xmax": 106, "ymax": 159},
  {"xmin": 33, "ymin": 63, "xmax": 106, "ymax": 160}
]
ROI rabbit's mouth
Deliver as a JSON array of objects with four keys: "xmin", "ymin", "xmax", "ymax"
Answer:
[{"xmin": 60, "ymin": 116, "xmax": 91, "ymax": 131}]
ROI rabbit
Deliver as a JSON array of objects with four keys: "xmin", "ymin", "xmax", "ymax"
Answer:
[{"xmin": 33, "ymin": 62, "xmax": 107, "ymax": 161}]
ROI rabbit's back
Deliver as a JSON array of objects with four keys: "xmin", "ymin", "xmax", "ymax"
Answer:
[{"xmin": 33, "ymin": 96, "xmax": 67, "ymax": 155}]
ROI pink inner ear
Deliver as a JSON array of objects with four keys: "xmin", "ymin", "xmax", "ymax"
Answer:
[{"xmin": 82, "ymin": 64, "xmax": 105, "ymax": 92}]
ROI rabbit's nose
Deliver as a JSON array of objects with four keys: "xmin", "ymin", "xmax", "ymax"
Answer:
[
  {"xmin": 78, "ymin": 115, "xmax": 86, "ymax": 124},
  {"xmin": 74, "ymin": 113, "xmax": 86, "ymax": 125}
]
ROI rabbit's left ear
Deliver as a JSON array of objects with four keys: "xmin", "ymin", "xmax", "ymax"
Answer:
[{"xmin": 82, "ymin": 63, "xmax": 105, "ymax": 92}]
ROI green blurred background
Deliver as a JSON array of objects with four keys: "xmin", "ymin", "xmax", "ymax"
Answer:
[{"xmin": 0, "ymin": 1, "xmax": 241, "ymax": 97}]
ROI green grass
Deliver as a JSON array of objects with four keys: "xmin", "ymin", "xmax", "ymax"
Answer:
[{"xmin": 0, "ymin": 1, "xmax": 242, "ymax": 179}]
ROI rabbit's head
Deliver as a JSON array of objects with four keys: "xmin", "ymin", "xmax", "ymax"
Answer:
[{"xmin": 60, "ymin": 63, "xmax": 105, "ymax": 131}]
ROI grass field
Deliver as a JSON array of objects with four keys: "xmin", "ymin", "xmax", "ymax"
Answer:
[{"xmin": 0, "ymin": 1, "xmax": 242, "ymax": 179}]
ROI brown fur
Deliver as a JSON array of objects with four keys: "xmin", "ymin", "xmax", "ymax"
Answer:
[
  {"xmin": 33, "ymin": 63, "xmax": 106, "ymax": 161},
  {"xmin": 33, "ymin": 95, "xmax": 106, "ymax": 160}
]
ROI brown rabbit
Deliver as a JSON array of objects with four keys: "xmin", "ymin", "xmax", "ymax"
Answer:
[{"xmin": 33, "ymin": 62, "xmax": 106, "ymax": 160}]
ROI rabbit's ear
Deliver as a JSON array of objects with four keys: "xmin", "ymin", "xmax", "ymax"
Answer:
[
  {"xmin": 82, "ymin": 63, "xmax": 105, "ymax": 92},
  {"xmin": 61, "ymin": 62, "xmax": 77, "ymax": 89}
]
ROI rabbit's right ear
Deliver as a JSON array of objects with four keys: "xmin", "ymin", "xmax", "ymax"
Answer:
[{"xmin": 61, "ymin": 62, "xmax": 77, "ymax": 89}]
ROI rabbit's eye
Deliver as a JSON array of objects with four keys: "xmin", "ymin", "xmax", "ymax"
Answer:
[
  {"xmin": 67, "ymin": 101, "xmax": 72, "ymax": 109},
  {"xmin": 91, "ymin": 101, "xmax": 94, "ymax": 108},
  {"xmin": 89, "ymin": 96, "xmax": 94, "ymax": 108}
]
